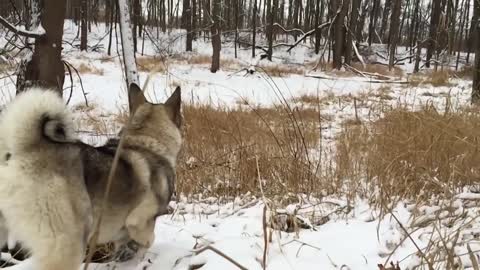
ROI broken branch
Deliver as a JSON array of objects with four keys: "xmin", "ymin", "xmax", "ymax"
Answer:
[
  {"xmin": 286, "ymin": 22, "xmax": 331, "ymax": 53},
  {"xmin": 0, "ymin": 16, "xmax": 45, "ymax": 39}
]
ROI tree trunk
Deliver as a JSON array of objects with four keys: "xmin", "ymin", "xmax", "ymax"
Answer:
[
  {"xmin": 252, "ymin": 0, "xmax": 257, "ymax": 58},
  {"xmin": 107, "ymin": 0, "xmax": 116, "ymax": 56},
  {"xmin": 182, "ymin": 0, "xmax": 192, "ymax": 51},
  {"xmin": 426, "ymin": 0, "xmax": 442, "ymax": 68},
  {"xmin": 267, "ymin": 0, "xmax": 275, "ymax": 61},
  {"xmin": 16, "ymin": 0, "xmax": 66, "ymax": 94},
  {"xmin": 388, "ymin": 0, "xmax": 402, "ymax": 70},
  {"xmin": 368, "ymin": 0, "xmax": 380, "ymax": 46},
  {"xmin": 467, "ymin": 0, "xmax": 479, "ymax": 63},
  {"xmin": 314, "ymin": 0, "xmax": 321, "ymax": 54},
  {"xmin": 380, "ymin": 0, "xmax": 392, "ymax": 42},
  {"xmin": 471, "ymin": 0, "xmax": 479, "ymax": 103},
  {"xmin": 345, "ymin": 0, "xmax": 360, "ymax": 65},
  {"xmin": 409, "ymin": 0, "xmax": 420, "ymax": 57},
  {"xmin": 132, "ymin": 0, "xmax": 141, "ymax": 53},
  {"xmin": 332, "ymin": 0, "xmax": 349, "ymax": 69},
  {"xmin": 118, "ymin": 0, "xmax": 140, "ymax": 112},
  {"xmin": 80, "ymin": 0, "xmax": 88, "ymax": 51},
  {"xmin": 211, "ymin": 0, "xmax": 221, "ymax": 72},
  {"xmin": 356, "ymin": 0, "xmax": 368, "ymax": 41},
  {"xmin": 234, "ymin": 0, "xmax": 239, "ymax": 58}
]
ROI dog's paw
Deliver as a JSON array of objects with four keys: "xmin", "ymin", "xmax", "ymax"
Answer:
[{"xmin": 114, "ymin": 241, "xmax": 139, "ymax": 262}]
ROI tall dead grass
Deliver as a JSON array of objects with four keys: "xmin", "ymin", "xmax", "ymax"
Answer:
[
  {"xmin": 336, "ymin": 104, "xmax": 480, "ymax": 206},
  {"xmin": 176, "ymin": 102, "xmax": 325, "ymax": 198}
]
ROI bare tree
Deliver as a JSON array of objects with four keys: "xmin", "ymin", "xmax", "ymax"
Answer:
[
  {"xmin": 80, "ymin": 0, "xmax": 88, "ymax": 51},
  {"xmin": 368, "ymin": 0, "xmax": 380, "ymax": 46},
  {"xmin": 118, "ymin": 0, "xmax": 140, "ymax": 111},
  {"xmin": 426, "ymin": 0, "xmax": 442, "ymax": 68},
  {"xmin": 332, "ymin": 0, "xmax": 350, "ymax": 69},
  {"xmin": 472, "ymin": 0, "xmax": 480, "ymax": 103},
  {"xmin": 345, "ymin": 0, "xmax": 360, "ymax": 65},
  {"xmin": 211, "ymin": 0, "xmax": 221, "ymax": 72},
  {"xmin": 182, "ymin": 0, "xmax": 192, "ymax": 51},
  {"xmin": 314, "ymin": 0, "xmax": 321, "ymax": 54},
  {"xmin": 252, "ymin": 0, "xmax": 258, "ymax": 58},
  {"xmin": 14, "ymin": 0, "xmax": 67, "ymax": 94},
  {"xmin": 380, "ymin": 0, "xmax": 392, "ymax": 42},
  {"xmin": 388, "ymin": 0, "xmax": 402, "ymax": 70}
]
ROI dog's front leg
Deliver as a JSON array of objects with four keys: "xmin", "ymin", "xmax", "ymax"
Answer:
[{"xmin": 125, "ymin": 190, "xmax": 157, "ymax": 248}]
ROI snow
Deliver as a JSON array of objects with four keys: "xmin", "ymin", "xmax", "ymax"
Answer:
[{"xmin": 0, "ymin": 20, "xmax": 478, "ymax": 270}]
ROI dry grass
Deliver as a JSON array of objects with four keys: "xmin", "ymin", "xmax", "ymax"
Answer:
[
  {"xmin": 291, "ymin": 94, "xmax": 321, "ymax": 105},
  {"xmin": 175, "ymin": 102, "xmax": 324, "ymax": 197},
  {"xmin": 257, "ymin": 64, "xmax": 304, "ymax": 77},
  {"xmin": 453, "ymin": 65, "xmax": 474, "ymax": 79},
  {"xmin": 408, "ymin": 70, "xmax": 453, "ymax": 87},
  {"xmin": 336, "ymin": 104, "xmax": 480, "ymax": 206},
  {"xmin": 136, "ymin": 57, "xmax": 167, "ymax": 73},
  {"xmin": 76, "ymin": 63, "xmax": 105, "ymax": 75}
]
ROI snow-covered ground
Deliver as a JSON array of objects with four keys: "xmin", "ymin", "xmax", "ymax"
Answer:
[{"xmin": 0, "ymin": 21, "xmax": 478, "ymax": 269}]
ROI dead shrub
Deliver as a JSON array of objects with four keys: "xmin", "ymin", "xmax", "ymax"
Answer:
[
  {"xmin": 336, "ymin": 105, "xmax": 480, "ymax": 205},
  {"xmin": 176, "ymin": 103, "xmax": 323, "ymax": 197}
]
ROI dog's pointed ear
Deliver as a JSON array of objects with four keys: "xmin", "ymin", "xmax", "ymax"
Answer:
[
  {"xmin": 165, "ymin": 86, "xmax": 182, "ymax": 128},
  {"xmin": 129, "ymin": 83, "xmax": 146, "ymax": 115}
]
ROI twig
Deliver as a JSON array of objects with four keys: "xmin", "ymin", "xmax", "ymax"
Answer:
[
  {"xmin": 63, "ymin": 60, "xmax": 89, "ymax": 107},
  {"xmin": 63, "ymin": 61, "xmax": 75, "ymax": 105},
  {"xmin": 272, "ymin": 23, "xmax": 305, "ymax": 36},
  {"xmin": 262, "ymin": 205, "xmax": 268, "ymax": 270},
  {"xmin": 193, "ymin": 245, "xmax": 248, "ymax": 270},
  {"xmin": 389, "ymin": 211, "xmax": 434, "ymax": 270}
]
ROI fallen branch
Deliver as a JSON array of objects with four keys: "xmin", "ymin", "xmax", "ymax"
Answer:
[
  {"xmin": 344, "ymin": 64, "xmax": 396, "ymax": 80},
  {"xmin": 286, "ymin": 22, "xmax": 331, "ymax": 53},
  {"xmin": 272, "ymin": 23, "xmax": 305, "ymax": 36},
  {"xmin": 352, "ymin": 41, "xmax": 366, "ymax": 68},
  {"xmin": 0, "ymin": 16, "xmax": 45, "ymax": 39},
  {"xmin": 306, "ymin": 73, "xmax": 408, "ymax": 84}
]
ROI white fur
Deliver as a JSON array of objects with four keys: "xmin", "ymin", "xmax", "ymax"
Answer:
[
  {"xmin": 0, "ymin": 88, "xmax": 76, "ymax": 153},
  {"xmin": 0, "ymin": 166, "xmax": 85, "ymax": 270},
  {"xmin": 0, "ymin": 88, "xmax": 88, "ymax": 270}
]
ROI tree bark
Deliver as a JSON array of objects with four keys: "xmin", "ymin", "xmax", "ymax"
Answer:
[{"xmin": 16, "ymin": 0, "xmax": 66, "ymax": 94}]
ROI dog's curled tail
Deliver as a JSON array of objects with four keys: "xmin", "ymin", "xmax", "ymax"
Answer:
[{"xmin": 1, "ymin": 88, "xmax": 76, "ymax": 152}]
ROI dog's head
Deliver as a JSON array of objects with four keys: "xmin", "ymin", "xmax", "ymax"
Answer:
[{"xmin": 124, "ymin": 83, "xmax": 183, "ymax": 163}]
